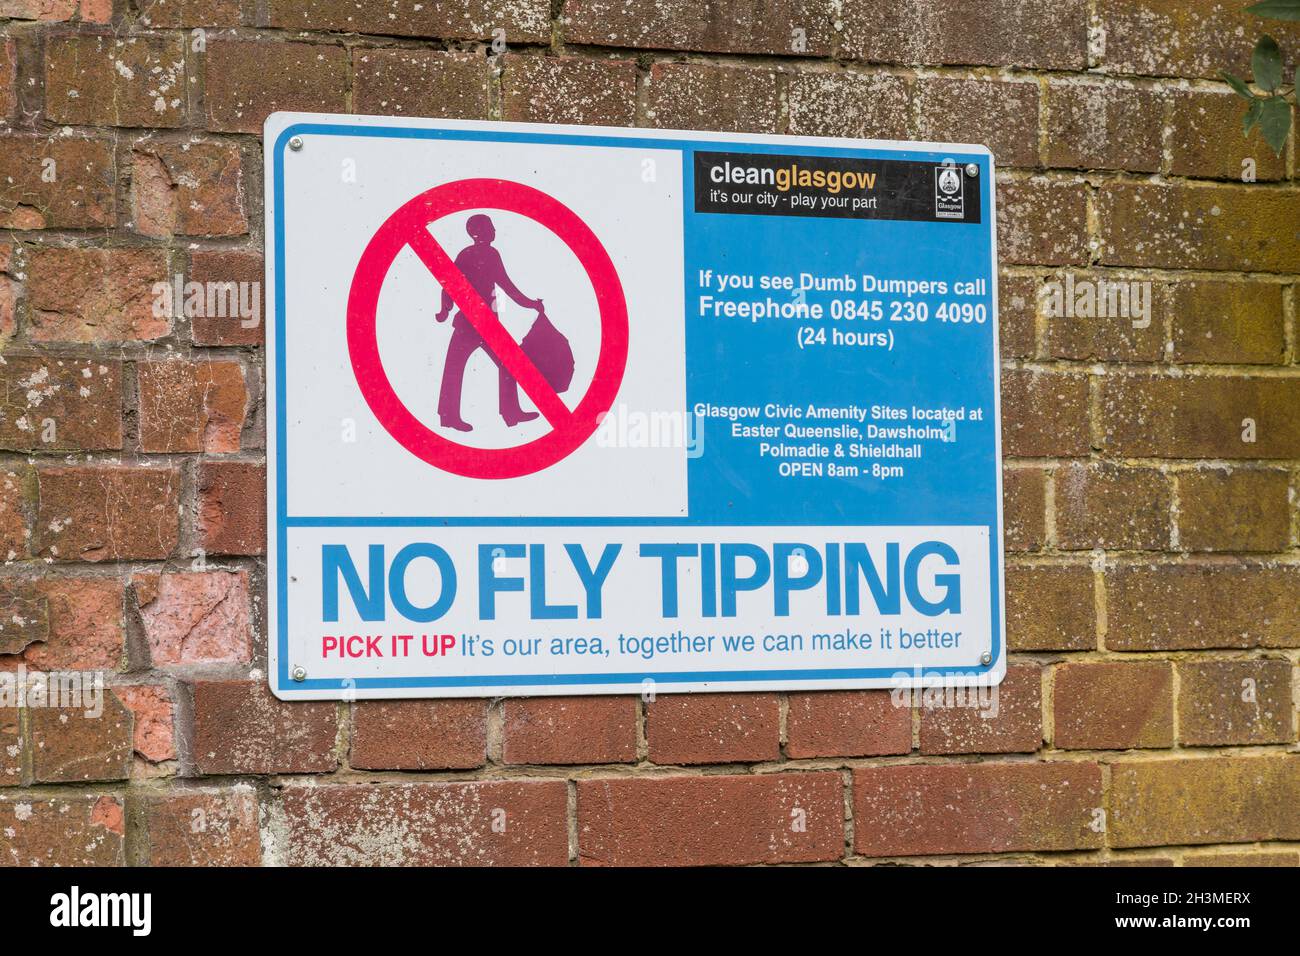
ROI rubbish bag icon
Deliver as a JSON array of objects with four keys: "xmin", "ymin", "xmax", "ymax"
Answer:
[{"xmin": 521, "ymin": 309, "xmax": 575, "ymax": 394}]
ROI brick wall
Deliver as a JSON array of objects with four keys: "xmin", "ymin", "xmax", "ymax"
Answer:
[{"xmin": 0, "ymin": 0, "xmax": 1297, "ymax": 867}]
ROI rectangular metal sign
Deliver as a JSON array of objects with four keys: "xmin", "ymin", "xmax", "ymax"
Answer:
[{"xmin": 265, "ymin": 113, "xmax": 1004, "ymax": 700}]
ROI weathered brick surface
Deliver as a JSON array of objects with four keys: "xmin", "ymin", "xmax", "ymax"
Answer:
[
  {"xmin": 502, "ymin": 55, "xmax": 636, "ymax": 127},
  {"xmin": 920, "ymin": 664, "xmax": 1042, "ymax": 754},
  {"xmin": 1184, "ymin": 850, "xmax": 1300, "ymax": 867},
  {"xmin": 351, "ymin": 699, "xmax": 486, "ymax": 770},
  {"xmin": 1002, "ymin": 466, "xmax": 1046, "ymax": 552},
  {"xmin": 268, "ymin": 0, "xmax": 550, "ymax": 43},
  {"xmin": 578, "ymin": 772, "xmax": 843, "ymax": 866},
  {"xmin": 15, "ymin": 576, "xmax": 125, "ymax": 671},
  {"xmin": 1100, "ymin": 375, "xmax": 1300, "ymax": 460},
  {"xmin": 1053, "ymin": 662, "xmax": 1174, "ymax": 750},
  {"xmin": 45, "ymin": 34, "xmax": 187, "ymax": 127},
  {"xmin": 1166, "ymin": 280, "xmax": 1285, "ymax": 365},
  {"xmin": 853, "ymin": 762, "xmax": 1104, "ymax": 856},
  {"xmin": 840, "ymin": 0, "xmax": 1088, "ymax": 69},
  {"xmin": 138, "ymin": 0, "xmax": 244, "ymax": 27},
  {"xmin": 1005, "ymin": 566, "xmax": 1096, "ymax": 651},
  {"xmin": 0, "ymin": 136, "xmax": 116, "ymax": 229},
  {"xmin": 1177, "ymin": 660, "xmax": 1294, "ymax": 747},
  {"xmin": 137, "ymin": 359, "xmax": 247, "ymax": 453},
  {"xmin": 1109, "ymin": 756, "xmax": 1300, "ymax": 847},
  {"xmin": 646, "ymin": 62, "xmax": 779, "ymax": 134},
  {"xmin": 786, "ymin": 71, "xmax": 910, "ymax": 140},
  {"xmin": 646, "ymin": 692, "xmax": 779, "ymax": 764},
  {"xmin": 0, "ymin": 707, "xmax": 21, "ymax": 786},
  {"xmin": 197, "ymin": 460, "xmax": 266, "ymax": 555},
  {"xmin": 0, "ymin": 795, "xmax": 124, "ymax": 866},
  {"xmin": 280, "ymin": 781, "xmax": 568, "ymax": 866},
  {"xmin": 1055, "ymin": 463, "xmax": 1171, "ymax": 551},
  {"xmin": 785, "ymin": 690, "xmax": 911, "ymax": 758},
  {"xmin": 353, "ymin": 49, "xmax": 491, "ymax": 119},
  {"xmin": 206, "ymin": 40, "xmax": 348, "ymax": 133},
  {"xmin": 502, "ymin": 695, "xmax": 636, "ymax": 765},
  {"xmin": 188, "ymin": 249, "xmax": 264, "ymax": 345},
  {"xmin": 134, "ymin": 570, "xmax": 253, "ymax": 665},
  {"xmin": 131, "ymin": 141, "xmax": 247, "ymax": 238},
  {"xmin": 1106, "ymin": 564, "xmax": 1300, "ymax": 651},
  {"xmin": 1167, "ymin": 89, "xmax": 1287, "ymax": 181},
  {"xmin": 0, "ymin": 356, "xmax": 121, "ymax": 451},
  {"xmin": 36, "ymin": 466, "xmax": 180, "ymax": 561},
  {"xmin": 115, "ymin": 684, "xmax": 176, "ymax": 762},
  {"xmin": 997, "ymin": 179, "xmax": 1090, "ymax": 266},
  {"xmin": 916, "ymin": 78, "xmax": 1039, "ymax": 168},
  {"xmin": 141, "ymin": 788, "xmax": 261, "ymax": 866},
  {"xmin": 1044, "ymin": 83, "xmax": 1164, "ymax": 172},
  {"xmin": 1176, "ymin": 468, "xmax": 1291, "ymax": 553},
  {"xmin": 26, "ymin": 247, "xmax": 170, "ymax": 342},
  {"xmin": 193, "ymin": 680, "xmax": 338, "ymax": 775},
  {"xmin": 565, "ymin": 0, "xmax": 834, "ymax": 56},
  {"xmin": 29, "ymin": 691, "xmax": 134, "ymax": 783},
  {"xmin": 1001, "ymin": 369, "xmax": 1090, "ymax": 457}
]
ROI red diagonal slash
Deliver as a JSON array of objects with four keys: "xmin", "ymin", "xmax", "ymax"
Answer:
[{"xmin": 405, "ymin": 226, "xmax": 570, "ymax": 428}]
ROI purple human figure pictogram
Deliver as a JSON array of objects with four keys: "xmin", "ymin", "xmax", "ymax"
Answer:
[{"xmin": 434, "ymin": 214, "xmax": 544, "ymax": 431}]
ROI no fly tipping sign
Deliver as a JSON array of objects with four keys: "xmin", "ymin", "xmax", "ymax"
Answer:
[{"xmin": 265, "ymin": 112, "xmax": 1005, "ymax": 700}]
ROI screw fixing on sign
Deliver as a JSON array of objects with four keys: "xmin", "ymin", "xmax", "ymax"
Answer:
[{"xmin": 346, "ymin": 178, "xmax": 629, "ymax": 480}]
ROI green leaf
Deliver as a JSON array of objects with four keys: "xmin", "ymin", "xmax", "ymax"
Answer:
[
  {"xmin": 1257, "ymin": 96, "xmax": 1292, "ymax": 155},
  {"xmin": 1221, "ymin": 70, "xmax": 1256, "ymax": 99},
  {"xmin": 1246, "ymin": 0, "xmax": 1300, "ymax": 21},
  {"xmin": 1243, "ymin": 97, "xmax": 1264, "ymax": 134},
  {"xmin": 1252, "ymin": 35, "xmax": 1283, "ymax": 91}
]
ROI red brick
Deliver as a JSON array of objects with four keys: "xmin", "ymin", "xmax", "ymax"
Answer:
[
  {"xmin": 0, "ymin": 38, "xmax": 14, "ymax": 122},
  {"xmin": 0, "ymin": 356, "xmax": 122, "ymax": 452},
  {"xmin": 133, "ymin": 570, "xmax": 253, "ymax": 666},
  {"xmin": 351, "ymin": 699, "xmax": 486, "ymax": 770},
  {"xmin": 0, "ymin": 795, "xmax": 124, "ymax": 866},
  {"xmin": 1098, "ymin": 183, "xmax": 1300, "ymax": 273},
  {"xmin": 853, "ymin": 761, "xmax": 1104, "ymax": 856},
  {"xmin": 646, "ymin": 62, "xmax": 779, "ymax": 134},
  {"xmin": 998, "ymin": 275, "xmax": 1039, "ymax": 360},
  {"xmin": 45, "ymin": 34, "xmax": 186, "ymax": 127},
  {"xmin": 0, "ymin": 468, "xmax": 27, "ymax": 561},
  {"xmin": 786, "ymin": 690, "xmax": 911, "ymax": 758},
  {"xmin": 1109, "ymin": 756, "xmax": 1300, "ymax": 847},
  {"xmin": 141, "ymin": 788, "xmax": 260, "ymax": 866},
  {"xmin": 193, "ymin": 680, "xmax": 337, "ymax": 775},
  {"xmin": 0, "ymin": 136, "xmax": 116, "ymax": 229},
  {"xmin": 1099, "ymin": 374, "xmax": 1300, "ymax": 459},
  {"xmin": 37, "ymin": 466, "xmax": 180, "ymax": 562},
  {"xmin": 578, "ymin": 772, "xmax": 843, "ymax": 866},
  {"xmin": 138, "ymin": 0, "xmax": 244, "ymax": 27},
  {"xmin": 1044, "ymin": 83, "xmax": 1165, "ymax": 172},
  {"xmin": 0, "ymin": 707, "xmax": 20, "ymax": 786},
  {"xmin": 1053, "ymin": 661, "xmax": 1174, "ymax": 750},
  {"xmin": 920, "ymin": 664, "xmax": 1042, "ymax": 754},
  {"xmin": 188, "ymin": 249, "xmax": 264, "ymax": 346},
  {"xmin": 205, "ymin": 40, "xmax": 347, "ymax": 134},
  {"xmin": 1177, "ymin": 660, "xmax": 1294, "ymax": 746},
  {"xmin": 786, "ymin": 71, "xmax": 910, "ymax": 140},
  {"xmin": 268, "ymin": 0, "xmax": 550, "ymax": 43},
  {"xmin": 1106, "ymin": 563, "xmax": 1300, "ymax": 651},
  {"xmin": 1098, "ymin": 0, "xmax": 1300, "ymax": 79},
  {"xmin": 1168, "ymin": 88, "xmax": 1287, "ymax": 181},
  {"xmin": 1176, "ymin": 467, "xmax": 1291, "ymax": 552},
  {"xmin": 997, "ymin": 179, "xmax": 1090, "ymax": 266},
  {"xmin": 30, "ymin": 690, "xmax": 134, "ymax": 783},
  {"xmin": 502, "ymin": 695, "xmax": 636, "ymax": 765},
  {"xmin": 841, "ymin": 0, "xmax": 1088, "ymax": 69},
  {"xmin": 565, "ymin": 0, "xmax": 834, "ymax": 56},
  {"xmin": 1003, "ymin": 466, "xmax": 1047, "ymax": 552},
  {"xmin": 916, "ymin": 78, "xmax": 1039, "ymax": 168},
  {"xmin": 1041, "ymin": 274, "xmax": 1165, "ymax": 362},
  {"xmin": 197, "ymin": 460, "xmax": 265, "ymax": 555},
  {"xmin": 137, "ymin": 359, "xmax": 247, "ymax": 453},
  {"xmin": 1055, "ymin": 463, "xmax": 1172, "ymax": 551},
  {"xmin": 10, "ymin": 577, "xmax": 126, "ymax": 672},
  {"xmin": 0, "ymin": 579, "xmax": 46, "ymax": 656},
  {"xmin": 1006, "ymin": 564, "xmax": 1096, "ymax": 651},
  {"xmin": 1001, "ymin": 369, "xmax": 1090, "ymax": 457},
  {"xmin": 131, "ymin": 140, "xmax": 246, "ymax": 238},
  {"xmin": 114, "ymin": 684, "xmax": 176, "ymax": 762},
  {"xmin": 646, "ymin": 692, "xmax": 779, "ymax": 764},
  {"xmin": 280, "ymin": 781, "xmax": 568, "ymax": 866},
  {"xmin": 26, "ymin": 247, "xmax": 170, "ymax": 343},
  {"xmin": 1167, "ymin": 280, "xmax": 1285, "ymax": 365},
  {"xmin": 353, "ymin": 49, "xmax": 490, "ymax": 119},
  {"xmin": 502, "ymin": 56, "xmax": 636, "ymax": 127}
]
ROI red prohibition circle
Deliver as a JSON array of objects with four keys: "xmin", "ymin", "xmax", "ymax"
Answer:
[{"xmin": 346, "ymin": 178, "xmax": 629, "ymax": 480}]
